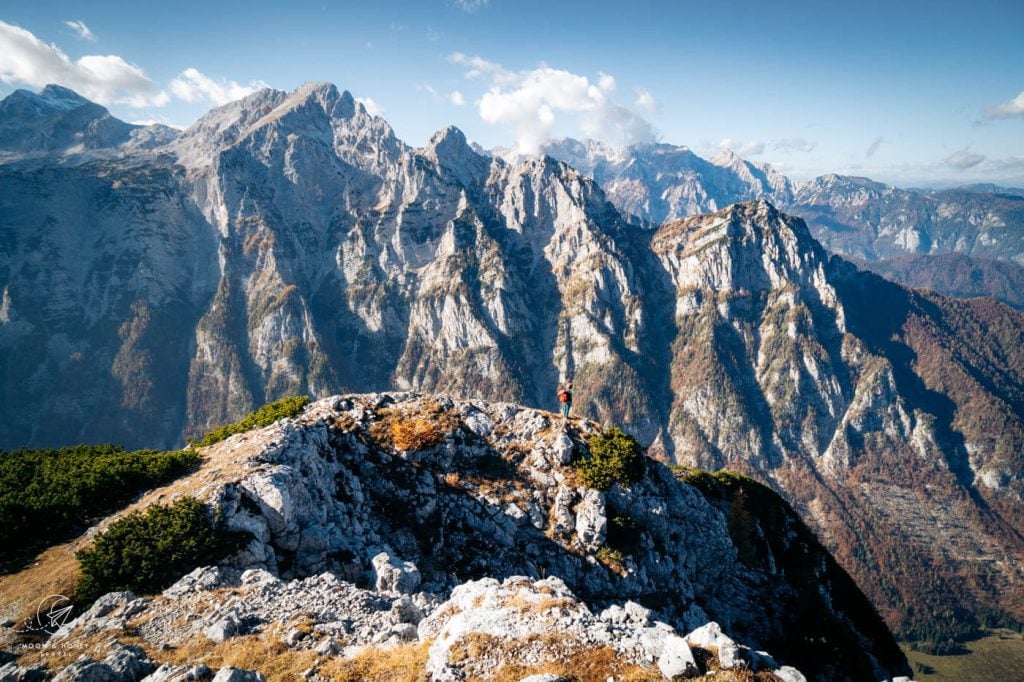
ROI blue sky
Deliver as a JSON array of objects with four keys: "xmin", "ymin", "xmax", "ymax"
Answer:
[{"xmin": 1, "ymin": 0, "xmax": 1022, "ymax": 186}]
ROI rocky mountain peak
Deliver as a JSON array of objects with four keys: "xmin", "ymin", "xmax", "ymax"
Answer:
[
  {"xmin": 654, "ymin": 200, "xmax": 830, "ymax": 298},
  {"xmin": 3, "ymin": 83, "xmax": 92, "ymax": 115},
  {"xmin": 541, "ymin": 138, "xmax": 793, "ymax": 223},
  {"xmin": 3, "ymin": 392, "xmax": 909, "ymax": 680},
  {"xmin": 0, "ymin": 84, "xmax": 135, "ymax": 159}
]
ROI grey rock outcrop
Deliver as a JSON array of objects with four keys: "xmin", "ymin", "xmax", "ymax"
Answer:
[{"xmin": 12, "ymin": 392, "xmax": 913, "ymax": 680}]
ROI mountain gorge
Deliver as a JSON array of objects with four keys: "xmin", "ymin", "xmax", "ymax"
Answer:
[{"xmin": 2, "ymin": 82, "xmax": 1024, "ymax": 650}]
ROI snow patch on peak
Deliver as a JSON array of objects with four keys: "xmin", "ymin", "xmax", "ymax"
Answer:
[{"xmin": 38, "ymin": 84, "xmax": 91, "ymax": 109}]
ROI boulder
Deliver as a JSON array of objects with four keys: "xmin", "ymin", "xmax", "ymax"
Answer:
[
  {"xmin": 685, "ymin": 621, "xmax": 747, "ymax": 669},
  {"xmin": 370, "ymin": 552, "xmax": 421, "ymax": 594},
  {"xmin": 657, "ymin": 635, "xmax": 699, "ymax": 679},
  {"xmin": 574, "ymin": 489, "xmax": 607, "ymax": 550},
  {"xmin": 774, "ymin": 667, "xmax": 807, "ymax": 682},
  {"xmin": 204, "ymin": 614, "xmax": 241, "ymax": 643}
]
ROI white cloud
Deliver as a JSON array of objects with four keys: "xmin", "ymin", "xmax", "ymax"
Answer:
[
  {"xmin": 426, "ymin": 26, "xmax": 440, "ymax": 42},
  {"xmin": 453, "ymin": 0, "xmax": 490, "ymax": 12},
  {"xmin": 0, "ymin": 20, "xmax": 167, "ymax": 107},
  {"xmin": 450, "ymin": 54, "xmax": 656, "ymax": 155},
  {"xmin": 448, "ymin": 53, "xmax": 517, "ymax": 84},
  {"xmin": 774, "ymin": 137, "xmax": 817, "ymax": 153},
  {"xmin": 449, "ymin": 90, "xmax": 466, "ymax": 106},
  {"xmin": 944, "ymin": 148, "xmax": 986, "ymax": 170},
  {"xmin": 169, "ymin": 67, "xmax": 268, "ymax": 106},
  {"xmin": 719, "ymin": 138, "xmax": 765, "ymax": 156},
  {"xmin": 865, "ymin": 136, "xmax": 884, "ymax": 158},
  {"xmin": 356, "ymin": 96, "xmax": 383, "ymax": 117},
  {"xmin": 984, "ymin": 90, "xmax": 1024, "ymax": 119},
  {"xmin": 633, "ymin": 87, "xmax": 656, "ymax": 114},
  {"xmin": 64, "ymin": 20, "xmax": 96, "ymax": 42}
]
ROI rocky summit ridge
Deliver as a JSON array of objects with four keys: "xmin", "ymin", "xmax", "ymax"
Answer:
[{"xmin": 2, "ymin": 393, "xmax": 911, "ymax": 681}]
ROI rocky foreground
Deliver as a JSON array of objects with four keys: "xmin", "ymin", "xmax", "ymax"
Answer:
[{"xmin": 3, "ymin": 394, "xmax": 912, "ymax": 681}]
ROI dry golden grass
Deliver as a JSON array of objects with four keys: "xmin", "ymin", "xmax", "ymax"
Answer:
[
  {"xmin": 0, "ymin": 542, "xmax": 82, "ymax": 646},
  {"xmin": 161, "ymin": 631, "xmax": 320, "ymax": 680},
  {"xmin": 319, "ymin": 641, "xmax": 430, "ymax": 682},
  {"xmin": 391, "ymin": 417, "xmax": 446, "ymax": 451},
  {"xmin": 451, "ymin": 633, "xmax": 662, "ymax": 682},
  {"xmin": 369, "ymin": 401, "xmax": 460, "ymax": 452},
  {"xmin": 499, "ymin": 594, "xmax": 575, "ymax": 615}
]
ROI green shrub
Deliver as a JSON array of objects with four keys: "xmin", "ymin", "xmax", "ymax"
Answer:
[
  {"xmin": 577, "ymin": 426, "xmax": 645, "ymax": 490},
  {"xmin": 191, "ymin": 395, "xmax": 311, "ymax": 447},
  {"xmin": 75, "ymin": 497, "xmax": 246, "ymax": 604},
  {"xmin": 0, "ymin": 445, "xmax": 200, "ymax": 561}
]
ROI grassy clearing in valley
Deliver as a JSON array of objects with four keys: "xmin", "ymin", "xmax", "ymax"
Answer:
[{"xmin": 902, "ymin": 629, "xmax": 1024, "ymax": 681}]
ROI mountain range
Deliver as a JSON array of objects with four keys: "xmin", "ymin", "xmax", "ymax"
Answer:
[
  {"xmin": 541, "ymin": 138, "xmax": 1024, "ymax": 310},
  {"xmin": 2, "ymin": 82, "xmax": 1024, "ymax": 649}
]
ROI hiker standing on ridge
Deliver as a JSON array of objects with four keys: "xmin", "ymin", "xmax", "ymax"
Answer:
[{"xmin": 558, "ymin": 382, "xmax": 573, "ymax": 418}]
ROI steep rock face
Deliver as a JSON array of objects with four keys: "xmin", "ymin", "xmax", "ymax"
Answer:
[
  {"xmin": 19, "ymin": 393, "xmax": 908, "ymax": 681},
  {"xmin": 170, "ymin": 82, "xmax": 660, "ymax": 441},
  {"xmin": 0, "ymin": 83, "xmax": 658, "ymax": 447},
  {"xmin": 0, "ymin": 159, "xmax": 218, "ymax": 447},
  {"xmin": 652, "ymin": 201, "xmax": 1024, "ymax": 640}
]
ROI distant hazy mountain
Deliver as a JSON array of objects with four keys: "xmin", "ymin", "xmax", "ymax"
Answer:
[
  {"xmin": 541, "ymin": 138, "xmax": 793, "ymax": 223},
  {"xmin": 2, "ymin": 84, "xmax": 1024, "ymax": 646},
  {"xmin": 0, "ymin": 84, "xmax": 177, "ymax": 162},
  {"xmin": 789, "ymin": 174, "xmax": 1024, "ymax": 262}
]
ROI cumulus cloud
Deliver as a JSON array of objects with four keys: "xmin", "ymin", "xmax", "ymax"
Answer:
[
  {"xmin": 449, "ymin": 54, "xmax": 656, "ymax": 155},
  {"xmin": 453, "ymin": 0, "xmax": 490, "ymax": 12},
  {"xmin": 64, "ymin": 20, "xmax": 96, "ymax": 42},
  {"xmin": 719, "ymin": 138, "xmax": 765, "ymax": 156},
  {"xmin": 597, "ymin": 72, "xmax": 616, "ymax": 93},
  {"xmin": 865, "ymin": 136, "xmax": 884, "ymax": 158},
  {"xmin": 449, "ymin": 90, "xmax": 466, "ymax": 106},
  {"xmin": 169, "ymin": 68, "xmax": 268, "ymax": 106},
  {"xmin": 984, "ymin": 90, "xmax": 1024, "ymax": 119},
  {"xmin": 0, "ymin": 20, "xmax": 167, "ymax": 107},
  {"xmin": 356, "ymin": 96, "xmax": 384, "ymax": 117},
  {"xmin": 944, "ymin": 148, "xmax": 986, "ymax": 170},
  {"xmin": 774, "ymin": 137, "xmax": 817, "ymax": 153},
  {"xmin": 633, "ymin": 87, "xmax": 656, "ymax": 114}
]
